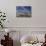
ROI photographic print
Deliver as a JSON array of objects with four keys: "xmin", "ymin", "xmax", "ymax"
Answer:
[{"xmin": 16, "ymin": 6, "xmax": 32, "ymax": 17}]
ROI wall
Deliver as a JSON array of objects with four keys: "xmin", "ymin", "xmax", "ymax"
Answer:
[
  {"xmin": 0, "ymin": 1, "xmax": 46, "ymax": 46},
  {"xmin": 0, "ymin": 0, "xmax": 46, "ymax": 27}
]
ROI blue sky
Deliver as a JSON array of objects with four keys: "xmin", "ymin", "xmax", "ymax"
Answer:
[{"xmin": 16, "ymin": 6, "xmax": 32, "ymax": 13}]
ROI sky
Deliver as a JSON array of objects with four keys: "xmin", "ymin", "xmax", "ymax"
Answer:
[{"xmin": 16, "ymin": 6, "xmax": 32, "ymax": 13}]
